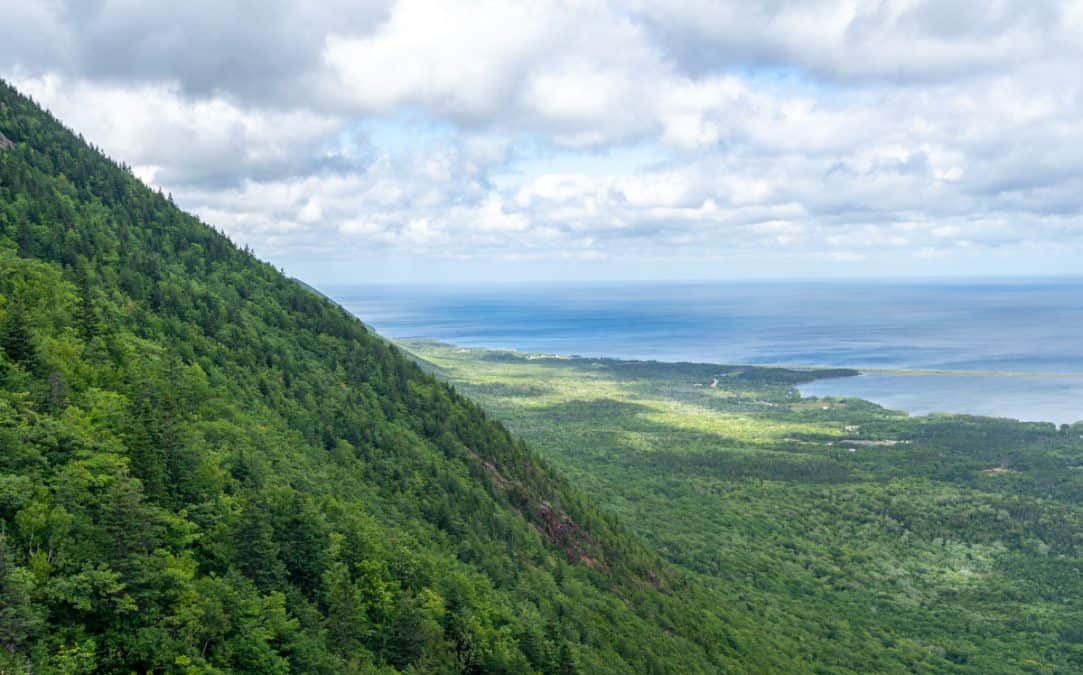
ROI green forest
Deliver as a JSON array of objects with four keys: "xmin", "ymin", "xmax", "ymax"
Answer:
[
  {"xmin": 1, "ymin": 76, "xmax": 1081, "ymax": 674},
  {"xmin": 408, "ymin": 342, "xmax": 1083, "ymax": 673},
  {"xmin": 0, "ymin": 80, "xmax": 735, "ymax": 673}
]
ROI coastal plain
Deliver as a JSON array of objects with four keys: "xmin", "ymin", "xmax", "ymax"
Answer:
[{"xmin": 407, "ymin": 340, "xmax": 1083, "ymax": 673}]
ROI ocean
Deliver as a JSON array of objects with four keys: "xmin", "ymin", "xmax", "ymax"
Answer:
[{"xmin": 322, "ymin": 279, "xmax": 1083, "ymax": 425}]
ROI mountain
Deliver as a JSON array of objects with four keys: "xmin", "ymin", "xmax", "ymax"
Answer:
[{"xmin": 0, "ymin": 81, "xmax": 731, "ymax": 673}]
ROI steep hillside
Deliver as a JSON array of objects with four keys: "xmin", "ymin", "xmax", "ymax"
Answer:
[{"xmin": 0, "ymin": 81, "xmax": 731, "ymax": 673}]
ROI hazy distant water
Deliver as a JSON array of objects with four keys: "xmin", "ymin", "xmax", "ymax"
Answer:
[{"xmin": 323, "ymin": 280, "xmax": 1083, "ymax": 425}]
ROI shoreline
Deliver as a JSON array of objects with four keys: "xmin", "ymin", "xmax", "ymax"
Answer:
[
  {"xmin": 399, "ymin": 338, "xmax": 1083, "ymax": 380},
  {"xmin": 401, "ymin": 338, "xmax": 1083, "ymax": 427}
]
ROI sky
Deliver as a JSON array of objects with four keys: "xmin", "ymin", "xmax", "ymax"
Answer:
[{"xmin": 3, "ymin": 0, "xmax": 1083, "ymax": 283}]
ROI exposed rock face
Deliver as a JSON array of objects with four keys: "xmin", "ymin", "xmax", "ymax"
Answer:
[
  {"xmin": 477, "ymin": 452, "xmax": 608, "ymax": 568},
  {"xmin": 0, "ymin": 130, "xmax": 14, "ymax": 151},
  {"xmin": 536, "ymin": 500, "xmax": 603, "ymax": 567}
]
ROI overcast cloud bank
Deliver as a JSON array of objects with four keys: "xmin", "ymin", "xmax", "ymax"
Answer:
[{"xmin": 4, "ymin": 0, "xmax": 1083, "ymax": 281}]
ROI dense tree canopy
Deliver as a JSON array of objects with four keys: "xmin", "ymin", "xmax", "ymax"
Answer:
[
  {"xmin": 411, "ymin": 342, "xmax": 1083, "ymax": 673},
  {"xmin": 0, "ymin": 80, "xmax": 732, "ymax": 673}
]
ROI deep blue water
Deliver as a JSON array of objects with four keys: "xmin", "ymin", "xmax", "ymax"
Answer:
[{"xmin": 322, "ymin": 280, "xmax": 1083, "ymax": 425}]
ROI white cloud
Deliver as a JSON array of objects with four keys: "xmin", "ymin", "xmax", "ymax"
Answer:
[
  {"xmin": 3, "ymin": 0, "xmax": 1083, "ymax": 280},
  {"xmin": 11, "ymin": 73, "xmax": 343, "ymax": 188},
  {"xmin": 629, "ymin": 0, "xmax": 1074, "ymax": 82}
]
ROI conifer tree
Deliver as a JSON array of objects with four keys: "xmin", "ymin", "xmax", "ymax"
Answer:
[
  {"xmin": 74, "ymin": 267, "xmax": 100, "ymax": 343},
  {"xmin": 1, "ymin": 300, "xmax": 36, "ymax": 369},
  {"xmin": 235, "ymin": 501, "xmax": 286, "ymax": 593},
  {"xmin": 0, "ymin": 534, "xmax": 41, "ymax": 660},
  {"xmin": 126, "ymin": 382, "xmax": 168, "ymax": 504}
]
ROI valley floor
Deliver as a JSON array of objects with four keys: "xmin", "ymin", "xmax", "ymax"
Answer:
[{"xmin": 405, "ymin": 340, "xmax": 1083, "ymax": 673}]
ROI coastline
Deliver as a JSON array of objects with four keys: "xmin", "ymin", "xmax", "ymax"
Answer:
[{"xmin": 400, "ymin": 338, "xmax": 1083, "ymax": 427}]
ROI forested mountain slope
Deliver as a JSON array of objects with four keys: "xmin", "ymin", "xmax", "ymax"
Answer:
[{"xmin": 0, "ymin": 81, "xmax": 731, "ymax": 673}]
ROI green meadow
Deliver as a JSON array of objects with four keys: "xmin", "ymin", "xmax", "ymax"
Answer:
[{"xmin": 406, "ymin": 340, "xmax": 1083, "ymax": 673}]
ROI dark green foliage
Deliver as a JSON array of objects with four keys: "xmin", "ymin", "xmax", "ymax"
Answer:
[
  {"xmin": 235, "ymin": 500, "xmax": 288, "ymax": 593},
  {"xmin": 0, "ymin": 534, "xmax": 43, "ymax": 659},
  {"xmin": 0, "ymin": 80, "xmax": 728, "ymax": 672},
  {"xmin": 73, "ymin": 266, "xmax": 100, "ymax": 343},
  {"xmin": 1, "ymin": 298, "xmax": 36, "ymax": 368}
]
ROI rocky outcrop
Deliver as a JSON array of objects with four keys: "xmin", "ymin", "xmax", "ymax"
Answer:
[
  {"xmin": 475, "ymin": 451, "xmax": 607, "ymax": 568},
  {"xmin": 535, "ymin": 500, "xmax": 604, "ymax": 567},
  {"xmin": 0, "ymin": 130, "xmax": 14, "ymax": 151}
]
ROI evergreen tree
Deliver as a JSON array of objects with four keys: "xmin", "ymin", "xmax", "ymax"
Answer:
[
  {"xmin": 126, "ymin": 383, "xmax": 168, "ymax": 504},
  {"xmin": 235, "ymin": 501, "xmax": 286, "ymax": 593},
  {"xmin": 1, "ymin": 299, "xmax": 36, "ymax": 370},
  {"xmin": 74, "ymin": 267, "xmax": 100, "ymax": 343},
  {"xmin": 0, "ymin": 534, "xmax": 42, "ymax": 667},
  {"xmin": 100, "ymin": 476, "xmax": 157, "ymax": 570},
  {"xmin": 321, "ymin": 561, "xmax": 368, "ymax": 658}
]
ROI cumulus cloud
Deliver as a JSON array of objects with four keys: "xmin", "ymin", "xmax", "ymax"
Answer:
[
  {"xmin": 629, "ymin": 0, "xmax": 1075, "ymax": 83},
  {"xmin": 2, "ymin": 0, "xmax": 1083, "ymax": 280},
  {"xmin": 1, "ymin": 0, "xmax": 390, "ymax": 103},
  {"xmin": 14, "ymin": 74, "xmax": 345, "ymax": 188}
]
